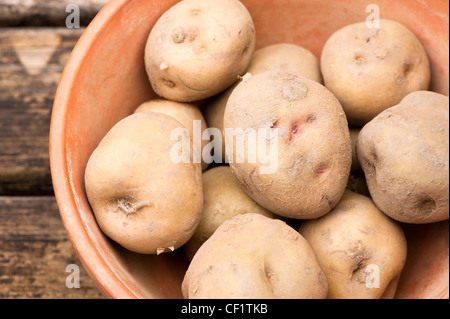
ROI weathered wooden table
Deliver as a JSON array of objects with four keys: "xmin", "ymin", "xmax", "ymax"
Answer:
[{"xmin": 0, "ymin": 0, "xmax": 108, "ymax": 299}]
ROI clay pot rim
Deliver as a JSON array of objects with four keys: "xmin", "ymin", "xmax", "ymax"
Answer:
[{"xmin": 50, "ymin": 0, "xmax": 140, "ymax": 299}]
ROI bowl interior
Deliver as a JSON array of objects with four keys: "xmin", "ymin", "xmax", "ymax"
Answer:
[{"xmin": 51, "ymin": 0, "xmax": 449, "ymax": 298}]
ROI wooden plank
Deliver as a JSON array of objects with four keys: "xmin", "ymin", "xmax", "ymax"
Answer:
[
  {"xmin": 0, "ymin": 0, "xmax": 108, "ymax": 27},
  {"xmin": 0, "ymin": 27, "xmax": 84, "ymax": 195},
  {"xmin": 0, "ymin": 196, "xmax": 103, "ymax": 298}
]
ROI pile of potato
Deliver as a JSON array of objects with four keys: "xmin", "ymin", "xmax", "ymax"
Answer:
[{"xmin": 84, "ymin": 0, "xmax": 449, "ymax": 299}]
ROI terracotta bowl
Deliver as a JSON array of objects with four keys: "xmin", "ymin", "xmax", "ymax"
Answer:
[{"xmin": 50, "ymin": 0, "xmax": 449, "ymax": 299}]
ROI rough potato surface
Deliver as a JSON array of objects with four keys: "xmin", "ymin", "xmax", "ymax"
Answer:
[
  {"xmin": 223, "ymin": 71, "xmax": 352, "ymax": 219},
  {"xmin": 182, "ymin": 213, "xmax": 328, "ymax": 299},
  {"xmin": 300, "ymin": 190, "xmax": 408, "ymax": 299},
  {"xmin": 321, "ymin": 19, "xmax": 431, "ymax": 126},
  {"xmin": 134, "ymin": 99, "xmax": 209, "ymax": 171},
  {"xmin": 85, "ymin": 112, "xmax": 203, "ymax": 254},
  {"xmin": 204, "ymin": 43, "xmax": 322, "ymax": 162},
  {"xmin": 356, "ymin": 91, "xmax": 449, "ymax": 223},
  {"xmin": 145, "ymin": 0, "xmax": 256, "ymax": 102}
]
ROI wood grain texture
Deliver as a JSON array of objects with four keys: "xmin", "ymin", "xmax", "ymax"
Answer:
[
  {"xmin": 0, "ymin": 0, "xmax": 108, "ymax": 27},
  {"xmin": 0, "ymin": 28, "xmax": 84, "ymax": 195},
  {"xmin": 0, "ymin": 196, "xmax": 103, "ymax": 298}
]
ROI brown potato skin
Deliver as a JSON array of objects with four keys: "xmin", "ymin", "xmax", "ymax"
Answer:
[
  {"xmin": 247, "ymin": 43, "xmax": 323, "ymax": 83},
  {"xmin": 134, "ymin": 99, "xmax": 209, "ymax": 171},
  {"xmin": 223, "ymin": 71, "xmax": 352, "ymax": 219},
  {"xmin": 182, "ymin": 213, "xmax": 328, "ymax": 299},
  {"xmin": 204, "ymin": 43, "xmax": 322, "ymax": 162},
  {"xmin": 321, "ymin": 19, "xmax": 431, "ymax": 126},
  {"xmin": 183, "ymin": 166, "xmax": 274, "ymax": 260},
  {"xmin": 356, "ymin": 91, "xmax": 449, "ymax": 224},
  {"xmin": 299, "ymin": 190, "xmax": 408, "ymax": 299},
  {"xmin": 85, "ymin": 112, "xmax": 203, "ymax": 254},
  {"xmin": 144, "ymin": 0, "xmax": 255, "ymax": 102}
]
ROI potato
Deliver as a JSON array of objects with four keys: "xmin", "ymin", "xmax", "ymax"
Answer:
[
  {"xmin": 183, "ymin": 166, "xmax": 274, "ymax": 260},
  {"xmin": 223, "ymin": 71, "xmax": 352, "ymax": 219},
  {"xmin": 246, "ymin": 43, "xmax": 322, "ymax": 82},
  {"xmin": 321, "ymin": 19, "xmax": 431, "ymax": 126},
  {"xmin": 144, "ymin": 0, "xmax": 255, "ymax": 102},
  {"xmin": 85, "ymin": 112, "xmax": 203, "ymax": 254},
  {"xmin": 299, "ymin": 190, "xmax": 407, "ymax": 299},
  {"xmin": 134, "ymin": 99, "xmax": 209, "ymax": 171},
  {"xmin": 356, "ymin": 91, "xmax": 449, "ymax": 224},
  {"xmin": 204, "ymin": 43, "xmax": 322, "ymax": 162},
  {"xmin": 182, "ymin": 213, "xmax": 328, "ymax": 299}
]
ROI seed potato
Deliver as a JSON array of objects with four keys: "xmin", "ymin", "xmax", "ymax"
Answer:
[
  {"xmin": 182, "ymin": 213, "xmax": 328, "ymax": 299},
  {"xmin": 134, "ymin": 99, "xmax": 209, "ymax": 171},
  {"xmin": 321, "ymin": 19, "xmax": 431, "ymax": 126},
  {"xmin": 356, "ymin": 91, "xmax": 449, "ymax": 224},
  {"xmin": 144, "ymin": 0, "xmax": 256, "ymax": 102},
  {"xmin": 85, "ymin": 112, "xmax": 203, "ymax": 254},
  {"xmin": 223, "ymin": 71, "xmax": 352, "ymax": 219},
  {"xmin": 204, "ymin": 43, "xmax": 322, "ymax": 162},
  {"xmin": 299, "ymin": 190, "xmax": 408, "ymax": 299}
]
